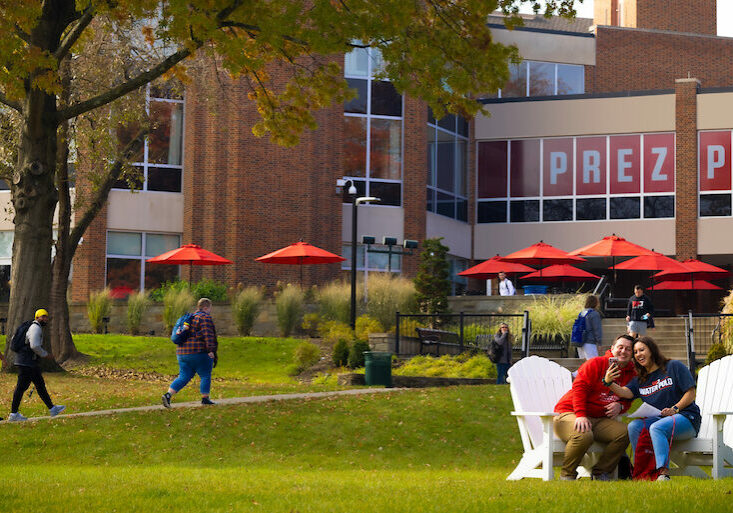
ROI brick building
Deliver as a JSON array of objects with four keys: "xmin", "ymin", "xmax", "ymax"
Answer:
[{"xmin": 12, "ymin": 0, "xmax": 729, "ymax": 307}]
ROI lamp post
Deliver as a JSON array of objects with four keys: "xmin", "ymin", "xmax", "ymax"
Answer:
[{"xmin": 348, "ymin": 187, "xmax": 380, "ymax": 330}]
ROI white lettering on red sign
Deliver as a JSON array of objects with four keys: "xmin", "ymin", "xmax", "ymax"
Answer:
[
  {"xmin": 549, "ymin": 152, "xmax": 567, "ymax": 185},
  {"xmin": 617, "ymin": 149, "xmax": 633, "ymax": 183},
  {"xmin": 583, "ymin": 150, "xmax": 601, "ymax": 184},
  {"xmin": 650, "ymin": 147, "xmax": 668, "ymax": 181},
  {"xmin": 708, "ymin": 145, "xmax": 725, "ymax": 179}
]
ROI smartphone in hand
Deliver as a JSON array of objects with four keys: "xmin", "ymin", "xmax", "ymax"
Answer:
[{"xmin": 608, "ymin": 357, "xmax": 618, "ymax": 367}]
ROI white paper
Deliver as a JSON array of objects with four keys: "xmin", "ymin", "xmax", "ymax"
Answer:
[{"xmin": 627, "ymin": 402, "xmax": 662, "ymax": 418}]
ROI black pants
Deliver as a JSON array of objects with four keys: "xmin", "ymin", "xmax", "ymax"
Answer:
[{"xmin": 12, "ymin": 365, "xmax": 53, "ymax": 413}]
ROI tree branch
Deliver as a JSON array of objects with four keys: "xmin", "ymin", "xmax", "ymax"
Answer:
[
  {"xmin": 69, "ymin": 130, "xmax": 147, "ymax": 248},
  {"xmin": 54, "ymin": 5, "xmax": 96, "ymax": 61},
  {"xmin": 0, "ymin": 91, "xmax": 22, "ymax": 112},
  {"xmin": 57, "ymin": 46, "xmax": 193, "ymax": 122}
]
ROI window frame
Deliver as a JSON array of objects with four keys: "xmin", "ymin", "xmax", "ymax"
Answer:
[
  {"xmin": 427, "ymin": 113, "xmax": 469, "ymax": 222},
  {"xmin": 105, "ymin": 230, "xmax": 182, "ymax": 292}
]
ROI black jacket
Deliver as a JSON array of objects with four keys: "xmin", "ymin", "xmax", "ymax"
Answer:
[{"xmin": 627, "ymin": 294, "xmax": 654, "ymax": 322}]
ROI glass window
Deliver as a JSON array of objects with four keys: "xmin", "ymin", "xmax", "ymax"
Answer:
[
  {"xmin": 427, "ymin": 125, "xmax": 437, "ymax": 187},
  {"xmin": 341, "ymin": 179, "xmax": 366, "ymax": 203},
  {"xmin": 344, "ymin": 78, "xmax": 368, "ymax": 114},
  {"xmin": 510, "ymin": 200, "xmax": 540, "ymax": 223},
  {"xmin": 344, "ymin": 46, "xmax": 369, "ymax": 77},
  {"xmin": 529, "ymin": 61, "xmax": 555, "ymax": 96},
  {"xmin": 344, "ymin": 117, "xmax": 367, "ymax": 177},
  {"xmin": 371, "ymin": 81, "xmax": 401, "ymax": 116},
  {"xmin": 370, "ymin": 119, "xmax": 401, "ymax": 180},
  {"xmin": 436, "ymin": 130, "xmax": 455, "ymax": 192},
  {"xmin": 147, "ymin": 167, "xmax": 182, "ymax": 192},
  {"xmin": 107, "ymin": 232, "xmax": 142, "ymax": 256},
  {"xmin": 341, "ymin": 244, "xmax": 366, "ymax": 270},
  {"xmin": 437, "ymin": 191, "xmax": 454, "ymax": 218},
  {"xmin": 426, "ymin": 188, "xmax": 435, "ymax": 213},
  {"xmin": 576, "ymin": 198, "xmax": 607, "ymax": 220},
  {"xmin": 369, "ymin": 181, "xmax": 401, "ymax": 206},
  {"xmin": 148, "ymin": 101, "xmax": 183, "ymax": 166},
  {"xmin": 477, "ymin": 201, "xmax": 507, "ymax": 223},
  {"xmin": 0, "ymin": 231, "xmax": 12, "ymax": 259},
  {"xmin": 700, "ymin": 194, "xmax": 732, "ymax": 217},
  {"xmin": 457, "ymin": 117, "xmax": 469, "ymax": 137},
  {"xmin": 543, "ymin": 199, "xmax": 573, "ymax": 221},
  {"xmin": 106, "ymin": 258, "xmax": 141, "ymax": 297},
  {"xmin": 557, "ymin": 64, "xmax": 584, "ymax": 95},
  {"xmin": 145, "ymin": 263, "xmax": 179, "ymax": 291},
  {"xmin": 145, "ymin": 233, "xmax": 181, "ymax": 257},
  {"xmin": 644, "ymin": 196, "xmax": 675, "ymax": 218},
  {"xmin": 456, "ymin": 198, "xmax": 467, "ymax": 222},
  {"xmin": 438, "ymin": 114, "xmax": 456, "ymax": 132},
  {"xmin": 610, "ymin": 197, "xmax": 641, "ymax": 219},
  {"xmin": 502, "ymin": 62, "xmax": 527, "ymax": 98},
  {"xmin": 114, "ymin": 165, "xmax": 145, "ymax": 190},
  {"xmin": 0, "ymin": 180, "xmax": 8, "ymax": 190}
]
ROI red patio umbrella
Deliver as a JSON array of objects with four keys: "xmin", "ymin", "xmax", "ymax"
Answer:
[
  {"xmin": 147, "ymin": 243, "xmax": 233, "ymax": 282},
  {"xmin": 458, "ymin": 255, "xmax": 534, "ymax": 280},
  {"xmin": 653, "ymin": 259, "xmax": 729, "ymax": 282},
  {"xmin": 256, "ymin": 241, "xmax": 346, "ymax": 285},
  {"xmin": 612, "ymin": 251, "xmax": 691, "ymax": 273},
  {"xmin": 648, "ymin": 279, "xmax": 722, "ymax": 291},
  {"xmin": 500, "ymin": 241, "xmax": 586, "ymax": 276},
  {"xmin": 519, "ymin": 264, "xmax": 601, "ymax": 283}
]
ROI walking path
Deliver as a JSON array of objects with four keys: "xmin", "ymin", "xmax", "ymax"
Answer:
[{"xmin": 4, "ymin": 387, "xmax": 407, "ymax": 423}]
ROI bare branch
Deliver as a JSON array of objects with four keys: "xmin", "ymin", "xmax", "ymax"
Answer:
[
  {"xmin": 54, "ymin": 5, "xmax": 96, "ymax": 61},
  {"xmin": 57, "ymin": 46, "xmax": 193, "ymax": 122}
]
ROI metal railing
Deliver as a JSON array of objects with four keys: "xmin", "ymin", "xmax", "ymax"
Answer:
[
  {"xmin": 681, "ymin": 311, "xmax": 733, "ymax": 373},
  {"xmin": 394, "ymin": 311, "xmax": 531, "ymax": 356}
]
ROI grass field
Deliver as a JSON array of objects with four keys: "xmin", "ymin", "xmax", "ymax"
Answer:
[{"xmin": 1, "ymin": 335, "xmax": 731, "ymax": 512}]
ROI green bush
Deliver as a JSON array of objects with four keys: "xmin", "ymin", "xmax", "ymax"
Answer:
[
  {"xmin": 126, "ymin": 291, "xmax": 150, "ymax": 335},
  {"xmin": 705, "ymin": 342, "xmax": 730, "ymax": 366},
  {"xmin": 393, "ymin": 354, "xmax": 496, "ymax": 379},
  {"xmin": 355, "ymin": 314, "xmax": 384, "ymax": 342},
  {"xmin": 276, "ymin": 284, "xmax": 305, "ymax": 337},
  {"xmin": 162, "ymin": 286, "xmax": 195, "ymax": 333},
  {"xmin": 332, "ymin": 338, "xmax": 350, "ymax": 367},
  {"xmin": 390, "ymin": 317, "xmax": 428, "ymax": 338},
  {"xmin": 520, "ymin": 295, "xmax": 586, "ymax": 338},
  {"xmin": 231, "ymin": 286, "xmax": 264, "ymax": 336},
  {"xmin": 367, "ymin": 273, "xmax": 417, "ymax": 330},
  {"xmin": 87, "ymin": 288, "xmax": 113, "ymax": 334},
  {"xmin": 347, "ymin": 339, "xmax": 370, "ymax": 368},
  {"xmin": 317, "ymin": 280, "xmax": 351, "ymax": 324},
  {"xmin": 301, "ymin": 313, "xmax": 321, "ymax": 338},
  {"xmin": 290, "ymin": 341, "xmax": 321, "ymax": 375},
  {"xmin": 318, "ymin": 320, "xmax": 354, "ymax": 345},
  {"xmin": 150, "ymin": 280, "xmax": 228, "ymax": 303}
]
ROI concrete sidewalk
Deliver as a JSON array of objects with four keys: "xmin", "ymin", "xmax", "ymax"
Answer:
[{"xmin": 3, "ymin": 387, "xmax": 407, "ymax": 423}]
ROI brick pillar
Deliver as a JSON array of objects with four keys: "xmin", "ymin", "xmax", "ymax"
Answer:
[
  {"xmin": 70, "ymin": 200, "xmax": 108, "ymax": 301},
  {"xmin": 674, "ymin": 78, "xmax": 699, "ymax": 261},
  {"xmin": 401, "ymin": 96, "xmax": 427, "ymax": 277}
]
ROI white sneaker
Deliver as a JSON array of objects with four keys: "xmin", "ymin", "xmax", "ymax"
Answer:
[
  {"xmin": 8, "ymin": 412, "xmax": 28, "ymax": 421},
  {"xmin": 49, "ymin": 405, "xmax": 66, "ymax": 417},
  {"xmin": 656, "ymin": 474, "xmax": 671, "ymax": 481}
]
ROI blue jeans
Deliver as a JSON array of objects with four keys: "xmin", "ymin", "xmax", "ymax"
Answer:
[
  {"xmin": 170, "ymin": 353, "xmax": 214, "ymax": 395},
  {"xmin": 496, "ymin": 363, "xmax": 510, "ymax": 384},
  {"xmin": 628, "ymin": 414, "xmax": 696, "ymax": 469}
]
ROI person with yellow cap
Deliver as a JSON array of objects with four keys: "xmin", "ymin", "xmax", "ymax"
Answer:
[{"xmin": 9, "ymin": 308, "xmax": 65, "ymax": 421}]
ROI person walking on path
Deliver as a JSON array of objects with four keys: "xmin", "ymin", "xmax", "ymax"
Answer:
[
  {"xmin": 162, "ymin": 298, "xmax": 218, "ymax": 408},
  {"xmin": 493, "ymin": 322, "xmax": 514, "ymax": 384},
  {"xmin": 626, "ymin": 284, "xmax": 654, "ymax": 336},
  {"xmin": 498, "ymin": 271, "xmax": 515, "ymax": 296},
  {"xmin": 577, "ymin": 295, "xmax": 603, "ymax": 360},
  {"xmin": 9, "ymin": 309, "xmax": 66, "ymax": 421}
]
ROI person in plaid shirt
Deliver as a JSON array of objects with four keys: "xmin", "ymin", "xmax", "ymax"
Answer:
[{"xmin": 162, "ymin": 298, "xmax": 218, "ymax": 407}]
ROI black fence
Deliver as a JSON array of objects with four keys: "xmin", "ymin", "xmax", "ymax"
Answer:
[
  {"xmin": 394, "ymin": 311, "xmax": 531, "ymax": 357},
  {"xmin": 682, "ymin": 311, "xmax": 733, "ymax": 372}
]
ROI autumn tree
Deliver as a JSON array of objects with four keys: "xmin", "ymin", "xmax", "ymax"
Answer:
[{"xmin": 0, "ymin": 0, "xmax": 581, "ymax": 367}]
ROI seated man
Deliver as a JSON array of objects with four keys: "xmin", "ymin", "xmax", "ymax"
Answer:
[{"xmin": 553, "ymin": 334, "xmax": 636, "ymax": 480}]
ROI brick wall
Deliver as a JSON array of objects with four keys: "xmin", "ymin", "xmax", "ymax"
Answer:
[
  {"xmin": 594, "ymin": 0, "xmax": 716, "ymax": 35},
  {"xmin": 674, "ymin": 78, "xmax": 699, "ymax": 261},
  {"xmin": 401, "ymin": 96, "xmax": 427, "ymax": 277}
]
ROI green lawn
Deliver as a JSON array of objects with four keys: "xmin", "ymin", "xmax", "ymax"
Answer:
[{"xmin": 0, "ymin": 335, "xmax": 731, "ymax": 512}]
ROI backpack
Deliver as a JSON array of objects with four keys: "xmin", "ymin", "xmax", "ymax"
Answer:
[
  {"xmin": 487, "ymin": 339, "xmax": 503, "ymax": 364},
  {"xmin": 10, "ymin": 320, "xmax": 34, "ymax": 353},
  {"xmin": 632, "ymin": 417, "xmax": 675, "ymax": 480},
  {"xmin": 171, "ymin": 312, "xmax": 195, "ymax": 345},
  {"xmin": 570, "ymin": 310, "xmax": 588, "ymax": 346}
]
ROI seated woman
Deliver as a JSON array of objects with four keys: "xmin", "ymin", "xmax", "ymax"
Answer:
[{"xmin": 604, "ymin": 336, "xmax": 701, "ymax": 481}]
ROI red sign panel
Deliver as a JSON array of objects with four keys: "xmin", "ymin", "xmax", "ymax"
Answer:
[
  {"xmin": 699, "ymin": 131, "xmax": 731, "ymax": 191},
  {"xmin": 543, "ymin": 138, "xmax": 573, "ymax": 196},
  {"xmin": 510, "ymin": 139, "xmax": 540, "ymax": 197},
  {"xmin": 575, "ymin": 137, "xmax": 606, "ymax": 195},
  {"xmin": 610, "ymin": 135, "xmax": 641, "ymax": 194},
  {"xmin": 477, "ymin": 141, "xmax": 508, "ymax": 198},
  {"xmin": 643, "ymin": 133, "xmax": 675, "ymax": 193}
]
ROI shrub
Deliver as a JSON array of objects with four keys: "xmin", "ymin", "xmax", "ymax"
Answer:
[
  {"xmin": 87, "ymin": 288, "xmax": 113, "ymax": 334},
  {"xmin": 276, "ymin": 284, "xmax": 305, "ymax": 337},
  {"xmin": 355, "ymin": 314, "xmax": 384, "ymax": 342},
  {"xmin": 720, "ymin": 290, "xmax": 733, "ymax": 353},
  {"xmin": 231, "ymin": 286, "xmax": 264, "ymax": 336},
  {"xmin": 126, "ymin": 291, "xmax": 150, "ymax": 335},
  {"xmin": 332, "ymin": 338, "xmax": 350, "ymax": 367},
  {"xmin": 521, "ymin": 295, "xmax": 586, "ymax": 338},
  {"xmin": 162, "ymin": 286, "xmax": 195, "ymax": 333},
  {"xmin": 150, "ymin": 280, "xmax": 228, "ymax": 303},
  {"xmin": 393, "ymin": 354, "xmax": 496, "ymax": 379},
  {"xmin": 301, "ymin": 313, "xmax": 321, "ymax": 338},
  {"xmin": 391, "ymin": 317, "xmax": 428, "ymax": 338},
  {"xmin": 414, "ymin": 237, "xmax": 451, "ymax": 316},
  {"xmin": 317, "ymin": 280, "xmax": 351, "ymax": 324},
  {"xmin": 367, "ymin": 273, "xmax": 417, "ymax": 330},
  {"xmin": 347, "ymin": 339, "xmax": 370, "ymax": 368},
  {"xmin": 705, "ymin": 342, "xmax": 730, "ymax": 366},
  {"xmin": 289, "ymin": 341, "xmax": 321, "ymax": 375},
  {"xmin": 319, "ymin": 320, "xmax": 354, "ymax": 346}
]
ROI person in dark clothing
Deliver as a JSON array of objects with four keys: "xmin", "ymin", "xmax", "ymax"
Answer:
[
  {"xmin": 626, "ymin": 285, "xmax": 654, "ymax": 336},
  {"xmin": 9, "ymin": 309, "xmax": 66, "ymax": 421},
  {"xmin": 494, "ymin": 322, "xmax": 514, "ymax": 384}
]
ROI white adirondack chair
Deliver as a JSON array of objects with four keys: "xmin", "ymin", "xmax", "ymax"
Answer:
[
  {"xmin": 668, "ymin": 354, "xmax": 733, "ymax": 478},
  {"xmin": 506, "ymin": 355, "xmax": 609, "ymax": 481}
]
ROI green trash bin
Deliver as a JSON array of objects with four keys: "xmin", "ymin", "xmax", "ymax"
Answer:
[{"xmin": 364, "ymin": 351, "xmax": 393, "ymax": 387}]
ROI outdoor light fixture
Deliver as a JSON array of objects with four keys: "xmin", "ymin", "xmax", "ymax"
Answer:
[
  {"xmin": 362, "ymin": 236, "xmax": 419, "ymax": 273},
  {"xmin": 404, "ymin": 240, "xmax": 418, "ymax": 249},
  {"xmin": 362, "ymin": 236, "xmax": 376, "ymax": 245},
  {"xmin": 383, "ymin": 237, "xmax": 398, "ymax": 246}
]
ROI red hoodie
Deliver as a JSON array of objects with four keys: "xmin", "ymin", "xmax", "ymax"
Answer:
[{"xmin": 554, "ymin": 349, "xmax": 636, "ymax": 418}]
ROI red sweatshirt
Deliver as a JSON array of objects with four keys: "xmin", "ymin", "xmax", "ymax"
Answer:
[{"xmin": 554, "ymin": 349, "xmax": 636, "ymax": 418}]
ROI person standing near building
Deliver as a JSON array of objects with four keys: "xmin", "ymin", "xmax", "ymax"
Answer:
[
  {"xmin": 493, "ymin": 322, "xmax": 514, "ymax": 384},
  {"xmin": 162, "ymin": 298, "xmax": 218, "ymax": 408},
  {"xmin": 577, "ymin": 295, "xmax": 603, "ymax": 360},
  {"xmin": 498, "ymin": 271, "xmax": 515, "ymax": 296},
  {"xmin": 626, "ymin": 285, "xmax": 654, "ymax": 336},
  {"xmin": 9, "ymin": 309, "xmax": 66, "ymax": 421}
]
